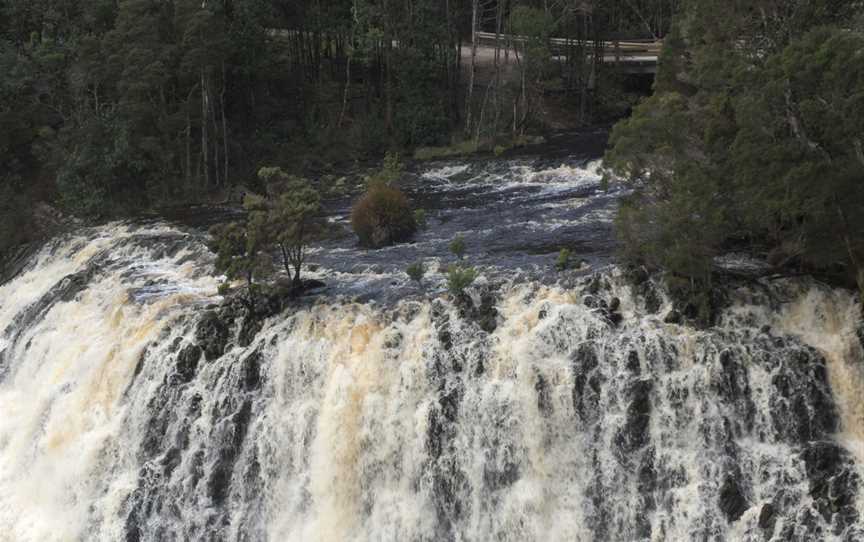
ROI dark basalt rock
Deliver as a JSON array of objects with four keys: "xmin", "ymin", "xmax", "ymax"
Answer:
[
  {"xmin": 535, "ymin": 371, "xmax": 552, "ymax": 415},
  {"xmin": 175, "ymin": 344, "xmax": 202, "ymax": 383},
  {"xmin": 241, "ymin": 350, "xmax": 262, "ymax": 391},
  {"xmin": 586, "ymin": 273, "xmax": 611, "ymax": 295},
  {"xmin": 476, "ymin": 290, "xmax": 499, "ymax": 333},
  {"xmin": 208, "ymin": 399, "xmax": 254, "ymax": 506},
  {"xmin": 626, "ymin": 266, "xmax": 663, "ymax": 315},
  {"xmin": 625, "ymin": 350, "xmax": 641, "ymax": 374},
  {"xmin": 718, "ymin": 475, "xmax": 749, "ymax": 522},
  {"xmin": 196, "ymin": 311, "xmax": 230, "ymax": 362},
  {"xmin": 636, "ymin": 446, "xmax": 657, "ymax": 538},
  {"xmin": 663, "ymin": 310, "xmax": 682, "ymax": 324},
  {"xmin": 571, "ymin": 343, "xmax": 601, "ymax": 420},
  {"xmin": 769, "ymin": 349, "xmax": 837, "ymax": 443},
  {"xmin": 642, "ymin": 285, "xmax": 662, "ymax": 315},
  {"xmin": 455, "ymin": 287, "xmax": 499, "ymax": 333},
  {"xmin": 615, "ymin": 378, "xmax": 653, "ymax": 455},
  {"xmin": 713, "ymin": 349, "xmax": 755, "ymax": 434},
  {"xmin": 758, "ymin": 502, "xmax": 776, "ymax": 533},
  {"xmin": 238, "ymin": 315, "xmax": 263, "ymax": 348},
  {"xmin": 583, "ymin": 295, "xmax": 603, "ymax": 309},
  {"xmin": 801, "ymin": 441, "xmax": 859, "ymax": 534}
]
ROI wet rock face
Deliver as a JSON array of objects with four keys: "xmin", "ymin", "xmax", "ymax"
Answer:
[
  {"xmin": 455, "ymin": 286, "xmax": 500, "ymax": 333},
  {"xmin": 196, "ymin": 311, "xmax": 230, "ymax": 361},
  {"xmin": 768, "ymin": 348, "xmax": 837, "ymax": 442},
  {"xmin": 175, "ymin": 344, "xmax": 202, "ymax": 383},
  {"xmin": 758, "ymin": 502, "xmax": 776, "ymax": 533},
  {"xmin": 615, "ymin": 378, "xmax": 653, "ymax": 455},
  {"xmin": 719, "ymin": 476, "xmax": 749, "ymax": 522},
  {"xmin": 7, "ymin": 219, "xmax": 864, "ymax": 542},
  {"xmin": 802, "ymin": 442, "xmax": 860, "ymax": 534},
  {"xmin": 571, "ymin": 343, "xmax": 602, "ymax": 421}
]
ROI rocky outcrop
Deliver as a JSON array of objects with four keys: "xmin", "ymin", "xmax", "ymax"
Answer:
[
  {"xmin": 196, "ymin": 311, "xmax": 231, "ymax": 362},
  {"xmin": 802, "ymin": 442, "xmax": 859, "ymax": 535},
  {"xmin": 718, "ymin": 475, "xmax": 749, "ymax": 522}
]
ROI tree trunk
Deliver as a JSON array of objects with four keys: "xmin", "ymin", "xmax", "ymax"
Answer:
[
  {"xmin": 465, "ymin": 0, "xmax": 479, "ymax": 136},
  {"xmin": 221, "ymin": 62, "xmax": 229, "ymax": 186},
  {"xmin": 201, "ymin": 69, "xmax": 211, "ymax": 187}
]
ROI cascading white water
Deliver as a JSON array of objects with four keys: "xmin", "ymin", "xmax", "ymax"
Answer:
[{"xmin": 1, "ymin": 223, "xmax": 863, "ymax": 541}]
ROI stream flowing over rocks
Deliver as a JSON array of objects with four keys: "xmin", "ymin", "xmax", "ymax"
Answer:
[{"xmin": 1, "ymin": 149, "xmax": 864, "ymax": 541}]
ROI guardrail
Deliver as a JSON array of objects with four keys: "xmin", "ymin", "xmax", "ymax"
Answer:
[{"xmin": 474, "ymin": 31, "xmax": 662, "ymax": 55}]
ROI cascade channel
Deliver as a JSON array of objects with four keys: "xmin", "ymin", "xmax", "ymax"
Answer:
[{"xmin": 1, "ymin": 152, "xmax": 864, "ymax": 541}]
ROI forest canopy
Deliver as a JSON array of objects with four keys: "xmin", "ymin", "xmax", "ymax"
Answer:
[
  {"xmin": 606, "ymin": 0, "xmax": 864, "ymax": 299},
  {"xmin": 0, "ymin": 0, "xmax": 679, "ymax": 255}
]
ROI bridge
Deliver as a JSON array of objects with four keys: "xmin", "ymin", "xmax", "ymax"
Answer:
[
  {"xmin": 474, "ymin": 31, "xmax": 661, "ymax": 75},
  {"xmin": 268, "ymin": 28, "xmax": 661, "ymax": 77}
]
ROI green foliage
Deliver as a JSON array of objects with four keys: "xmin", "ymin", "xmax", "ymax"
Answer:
[
  {"xmin": 53, "ymin": 111, "xmax": 148, "ymax": 216},
  {"xmin": 249, "ymin": 168, "xmax": 326, "ymax": 285},
  {"xmin": 366, "ymin": 152, "xmax": 404, "ymax": 187},
  {"xmin": 606, "ymin": 3, "xmax": 864, "ymax": 290},
  {"xmin": 406, "ymin": 260, "xmax": 426, "ymax": 286},
  {"xmin": 0, "ymin": 182, "xmax": 38, "ymax": 258},
  {"xmin": 209, "ymin": 167, "xmax": 326, "ymax": 300},
  {"xmin": 352, "ymin": 155, "xmax": 417, "ymax": 247},
  {"xmin": 217, "ymin": 281, "xmax": 231, "ymax": 296},
  {"xmin": 447, "ymin": 265, "xmax": 478, "ymax": 296},
  {"xmin": 351, "ymin": 183, "xmax": 417, "ymax": 248},
  {"xmin": 449, "ymin": 234, "xmax": 466, "ymax": 260},
  {"xmin": 510, "ymin": 6, "xmax": 555, "ymax": 43},
  {"xmin": 413, "ymin": 209, "xmax": 427, "ymax": 230},
  {"xmin": 556, "ymin": 248, "xmax": 572, "ymax": 272},
  {"xmin": 208, "ymin": 220, "xmax": 272, "ymax": 293}
]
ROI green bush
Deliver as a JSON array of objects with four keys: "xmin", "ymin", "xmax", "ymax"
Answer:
[
  {"xmin": 351, "ymin": 183, "xmax": 417, "ymax": 248},
  {"xmin": 413, "ymin": 209, "xmax": 428, "ymax": 230},
  {"xmin": 406, "ymin": 260, "xmax": 426, "ymax": 286},
  {"xmin": 556, "ymin": 248, "xmax": 572, "ymax": 271},
  {"xmin": 447, "ymin": 265, "xmax": 478, "ymax": 295},
  {"xmin": 366, "ymin": 152, "xmax": 404, "ymax": 187},
  {"xmin": 449, "ymin": 234, "xmax": 466, "ymax": 260}
]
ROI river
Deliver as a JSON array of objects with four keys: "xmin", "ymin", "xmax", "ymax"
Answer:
[{"xmin": 1, "ymin": 138, "xmax": 863, "ymax": 541}]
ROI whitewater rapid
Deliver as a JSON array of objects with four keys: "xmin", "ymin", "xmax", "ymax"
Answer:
[{"xmin": 1, "ymin": 220, "xmax": 863, "ymax": 541}]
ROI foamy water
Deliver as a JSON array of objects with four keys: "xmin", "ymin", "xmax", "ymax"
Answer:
[{"xmin": 1, "ymin": 222, "xmax": 863, "ymax": 540}]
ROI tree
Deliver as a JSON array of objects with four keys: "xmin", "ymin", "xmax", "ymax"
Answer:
[
  {"xmin": 447, "ymin": 265, "xmax": 478, "ymax": 295},
  {"xmin": 406, "ymin": 260, "xmax": 426, "ymax": 287},
  {"xmin": 606, "ymin": 0, "xmax": 864, "ymax": 296},
  {"xmin": 449, "ymin": 234, "xmax": 466, "ymax": 260},
  {"xmin": 209, "ymin": 219, "xmax": 273, "ymax": 307},
  {"xmin": 254, "ymin": 167, "xmax": 326, "ymax": 288}
]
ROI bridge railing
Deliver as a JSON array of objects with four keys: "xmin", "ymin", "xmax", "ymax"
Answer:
[{"xmin": 474, "ymin": 31, "xmax": 662, "ymax": 56}]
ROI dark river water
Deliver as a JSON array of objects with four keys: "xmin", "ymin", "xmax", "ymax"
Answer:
[
  {"xmin": 308, "ymin": 129, "xmax": 619, "ymax": 301},
  {"xmin": 3, "ymin": 129, "xmax": 864, "ymax": 541}
]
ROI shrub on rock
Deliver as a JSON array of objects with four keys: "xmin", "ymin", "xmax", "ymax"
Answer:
[
  {"xmin": 447, "ymin": 265, "xmax": 478, "ymax": 296},
  {"xmin": 351, "ymin": 183, "xmax": 417, "ymax": 248}
]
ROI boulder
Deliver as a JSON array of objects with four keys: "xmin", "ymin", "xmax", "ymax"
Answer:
[{"xmin": 718, "ymin": 475, "xmax": 749, "ymax": 522}]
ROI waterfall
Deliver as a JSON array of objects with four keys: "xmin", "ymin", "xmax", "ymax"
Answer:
[{"xmin": 1, "ymin": 223, "xmax": 863, "ymax": 541}]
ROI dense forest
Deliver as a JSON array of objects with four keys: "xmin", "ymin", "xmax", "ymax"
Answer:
[
  {"xmin": 606, "ymin": 0, "xmax": 864, "ymax": 314},
  {"xmin": 0, "ymin": 0, "xmax": 676, "ymax": 254},
  {"xmin": 3, "ymin": 0, "xmax": 863, "ymax": 303}
]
